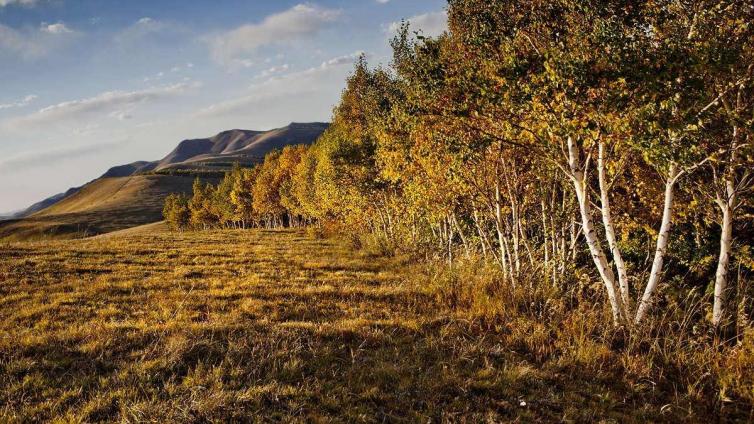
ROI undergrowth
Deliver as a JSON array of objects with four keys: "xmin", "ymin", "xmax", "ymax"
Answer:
[{"xmin": 415, "ymin": 254, "xmax": 754, "ymax": 421}]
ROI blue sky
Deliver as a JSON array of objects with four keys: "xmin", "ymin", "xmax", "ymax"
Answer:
[{"xmin": 0, "ymin": 0, "xmax": 447, "ymax": 213}]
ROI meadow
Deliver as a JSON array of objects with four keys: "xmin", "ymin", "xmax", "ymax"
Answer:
[{"xmin": 1, "ymin": 225, "xmax": 751, "ymax": 422}]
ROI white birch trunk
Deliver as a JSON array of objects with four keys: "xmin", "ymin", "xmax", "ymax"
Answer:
[
  {"xmin": 472, "ymin": 208, "xmax": 488, "ymax": 258},
  {"xmin": 713, "ymin": 204, "xmax": 733, "ymax": 327},
  {"xmin": 541, "ymin": 199, "xmax": 550, "ymax": 273},
  {"xmin": 452, "ymin": 213, "xmax": 470, "ymax": 259},
  {"xmin": 494, "ymin": 181, "xmax": 511, "ymax": 280},
  {"xmin": 635, "ymin": 163, "xmax": 679, "ymax": 324},
  {"xmin": 712, "ymin": 82, "xmax": 749, "ymax": 327},
  {"xmin": 598, "ymin": 141, "xmax": 631, "ymax": 315},
  {"xmin": 569, "ymin": 205, "xmax": 579, "ymax": 261},
  {"xmin": 712, "ymin": 120, "xmax": 741, "ymax": 327},
  {"xmin": 502, "ymin": 233, "xmax": 515, "ymax": 285},
  {"xmin": 567, "ymin": 137, "xmax": 622, "ymax": 323}
]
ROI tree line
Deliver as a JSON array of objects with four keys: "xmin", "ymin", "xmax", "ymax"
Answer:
[
  {"xmin": 162, "ymin": 144, "xmax": 310, "ymax": 231},
  {"xmin": 166, "ymin": 0, "xmax": 753, "ymax": 331}
]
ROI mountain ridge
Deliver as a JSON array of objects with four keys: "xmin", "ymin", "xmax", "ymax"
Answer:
[
  {"xmin": 2, "ymin": 122, "xmax": 328, "ymax": 240},
  {"xmin": 11, "ymin": 122, "xmax": 328, "ymax": 220}
]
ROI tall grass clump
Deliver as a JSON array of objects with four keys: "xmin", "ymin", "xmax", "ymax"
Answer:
[{"xmin": 413, "ymin": 252, "xmax": 754, "ymax": 419}]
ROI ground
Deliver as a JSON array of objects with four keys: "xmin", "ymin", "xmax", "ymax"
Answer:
[{"xmin": 0, "ymin": 226, "xmax": 730, "ymax": 422}]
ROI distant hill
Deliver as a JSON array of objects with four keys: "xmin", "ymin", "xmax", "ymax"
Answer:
[
  {"xmin": 12, "ymin": 186, "xmax": 84, "ymax": 219},
  {"xmin": 155, "ymin": 123, "xmax": 328, "ymax": 172},
  {"xmin": 2, "ymin": 122, "xmax": 328, "ymax": 241},
  {"xmin": 0, "ymin": 175, "xmax": 200, "ymax": 242},
  {"xmin": 101, "ymin": 161, "xmax": 158, "ymax": 178}
]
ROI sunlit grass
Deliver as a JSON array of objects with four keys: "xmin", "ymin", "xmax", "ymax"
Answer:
[{"xmin": 0, "ymin": 227, "xmax": 750, "ymax": 422}]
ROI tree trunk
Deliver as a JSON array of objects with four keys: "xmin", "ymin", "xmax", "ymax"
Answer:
[
  {"xmin": 452, "ymin": 213, "xmax": 470, "ymax": 259},
  {"xmin": 541, "ymin": 199, "xmax": 550, "ymax": 272},
  {"xmin": 635, "ymin": 163, "xmax": 679, "ymax": 324},
  {"xmin": 712, "ymin": 97, "xmax": 744, "ymax": 328},
  {"xmin": 447, "ymin": 215, "xmax": 455, "ymax": 265},
  {"xmin": 494, "ymin": 181, "xmax": 510, "ymax": 279},
  {"xmin": 501, "ymin": 162, "xmax": 522, "ymax": 274},
  {"xmin": 502, "ymin": 231, "xmax": 515, "ymax": 285},
  {"xmin": 569, "ymin": 206, "xmax": 579, "ymax": 261},
  {"xmin": 567, "ymin": 136, "xmax": 622, "ymax": 323},
  {"xmin": 472, "ymin": 207, "xmax": 488, "ymax": 259},
  {"xmin": 713, "ymin": 204, "xmax": 733, "ymax": 327},
  {"xmin": 598, "ymin": 141, "xmax": 631, "ymax": 316}
]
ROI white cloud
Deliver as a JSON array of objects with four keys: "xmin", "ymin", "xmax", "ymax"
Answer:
[
  {"xmin": 256, "ymin": 64, "xmax": 290, "ymax": 79},
  {"xmin": 41, "ymin": 22, "xmax": 73, "ymax": 34},
  {"xmin": 210, "ymin": 3, "xmax": 341, "ymax": 65},
  {"xmin": 144, "ymin": 63, "xmax": 195, "ymax": 82},
  {"xmin": 0, "ymin": 0, "xmax": 37, "ymax": 7},
  {"xmin": 195, "ymin": 52, "xmax": 359, "ymax": 119},
  {"xmin": 109, "ymin": 110, "xmax": 133, "ymax": 121},
  {"xmin": 0, "ymin": 22, "xmax": 78, "ymax": 59},
  {"xmin": 3, "ymin": 82, "xmax": 201, "ymax": 130},
  {"xmin": 319, "ymin": 51, "xmax": 365, "ymax": 69},
  {"xmin": 388, "ymin": 10, "xmax": 448, "ymax": 38},
  {"xmin": 376, "ymin": 0, "xmax": 390, "ymax": 3},
  {"xmin": 231, "ymin": 58, "xmax": 255, "ymax": 68},
  {"xmin": 0, "ymin": 94, "xmax": 38, "ymax": 110}
]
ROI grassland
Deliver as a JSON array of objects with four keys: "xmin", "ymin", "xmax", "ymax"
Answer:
[
  {"xmin": 0, "ymin": 226, "xmax": 750, "ymax": 422},
  {"xmin": 0, "ymin": 175, "xmax": 206, "ymax": 242}
]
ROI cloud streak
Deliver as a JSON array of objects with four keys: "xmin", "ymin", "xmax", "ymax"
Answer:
[
  {"xmin": 113, "ymin": 17, "xmax": 184, "ymax": 47},
  {"xmin": 0, "ymin": 94, "xmax": 38, "ymax": 110},
  {"xmin": 318, "ymin": 51, "xmax": 365, "ymax": 68},
  {"xmin": 0, "ymin": 139, "xmax": 128, "ymax": 174},
  {"xmin": 210, "ymin": 4, "xmax": 341, "ymax": 65},
  {"xmin": 3, "ymin": 82, "xmax": 200, "ymax": 130},
  {"xmin": 195, "ymin": 52, "xmax": 362, "ymax": 119},
  {"xmin": 0, "ymin": 0, "xmax": 37, "ymax": 7}
]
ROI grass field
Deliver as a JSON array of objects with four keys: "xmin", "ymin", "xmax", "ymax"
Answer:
[{"xmin": 0, "ymin": 226, "xmax": 750, "ymax": 422}]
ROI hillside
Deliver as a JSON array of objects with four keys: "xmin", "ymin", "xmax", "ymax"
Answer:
[
  {"xmin": 2, "ymin": 122, "xmax": 328, "ymax": 241},
  {"xmin": 0, "ymin": 175, "xmax": 202, "ymax": 241},
  {"xmin": 13, "ymin": 186, "xmax": 83, "ymax": 218}
]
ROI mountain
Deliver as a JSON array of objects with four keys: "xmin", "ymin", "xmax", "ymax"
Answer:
[
  {"xmin": 11, "ymin": 160, "xmax": 159, "ymax": 219},
  {"xmin": 12, "ymin": 186, "xmax": 84, "ymax": 219},
  {"xmin": 155, "ymin": 123, "xmax": 328, "ymax": 171},
  {"xmin": 1, "ymin": 122, "xmax": 328, "ymax": 241},
  {"xmin": 0, "ymin": 211, "xmax": 21, "ymax": 220},
  {"xmin": 101, "ymin": 161, "xmax": 158, "ymax": 178}
]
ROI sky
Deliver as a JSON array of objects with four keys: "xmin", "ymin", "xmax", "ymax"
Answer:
[{"xmin": 0, "ymin": 0, "xmax": 448, "ymax": 214}]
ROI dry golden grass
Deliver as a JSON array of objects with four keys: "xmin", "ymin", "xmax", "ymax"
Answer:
[{"xmin": 0, "ymin": 226, "xmax": 750, "ymax": 422}]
